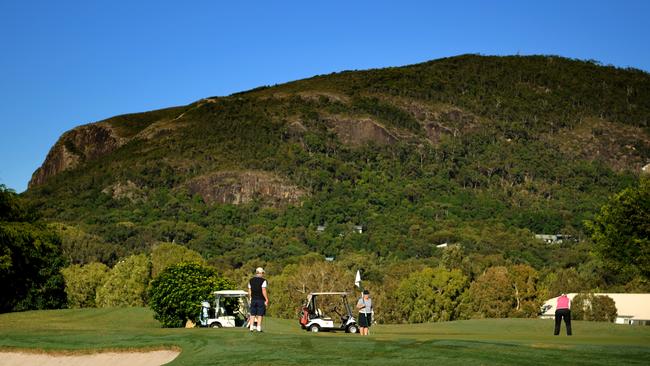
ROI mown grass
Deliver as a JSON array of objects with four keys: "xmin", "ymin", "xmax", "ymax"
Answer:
[{"xmin": 0, "ymin": 307, "xmax": 649, "ymax": 365}]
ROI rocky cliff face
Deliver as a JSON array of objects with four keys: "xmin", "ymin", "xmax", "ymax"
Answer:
[
  {"xmin": 185, "ymin": 170, "xmax": 306, "ymax": 206},
  {"xmin": 327, "ymin": 116, "xmax": 397, "ymax": 147},
  {"xmin": 29, "ymin": 123, "xmax": 125, "ymax": 188}
]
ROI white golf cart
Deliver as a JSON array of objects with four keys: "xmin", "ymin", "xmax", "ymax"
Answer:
[
  {"xmin": 299, "ymin": 292, "xmax": 358, "ymax": 333},
  {"xmin": 199, "ymin": 290, "xmax": 250, "ymax": 328}
]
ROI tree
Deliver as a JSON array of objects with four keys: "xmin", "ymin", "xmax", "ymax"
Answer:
[
  {"xmin": 571, "ymin": 293, "xmax": 589, "ymax": 320},
  {"xmin": 539, "ymin": 268, "xmax": 585, "ymax": 300},
  {"xmin": 268, "ymin": 260, "xmax": 352, "ymax": 319},
  {"xmin": 149, "ymin": 262, "xmax": 233, "ymax": 327},
  {"xmin": 572, "ymin": 293, "xmax": 618, "ymax": 322},
  {"xmin": 441, "ymin": 245, "xmax": 464, "ymax": 271},
  {"xmin": 591, "ymin": 295, "xmax": 618, "ymax": 322},
  {"xmin": 370, "ymin": 260, "xmax": 426, "ymax": 324},
  {"xmin": 0, "ymin": 185, "xmax": 67, "ymax": 312},
  {"xmin": 95, "ymin": 254, "xmax": 151, "ymax": 307},
  {"xmin": 466, "ymin": 266, "xmax": 514, "ymax": 318},
  {"xmin": 586, "ymin": 178, "xmax": 650, "ymax": 279},
  {"xmin": 508, "ymin": 264, "xmax": 541, "ymax": 317},
  {"xmin": 61, "ymin": 262, "xmax": 109, "ymax": 308},
  {"xmin": 396, "ymin": 266, "xmax": 468, "ymax": 323},
  {"xmin": 151, "ymin": 242, "xmax": 205, "ymax": 278},
  {"xmin": 50, "ymin": 223, "xmax": 121, "ymax": 266}
]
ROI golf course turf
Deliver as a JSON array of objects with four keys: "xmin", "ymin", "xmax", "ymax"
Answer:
[{"xmin": 0, "ymin": 307, "xmax": 648, "ymax": 365}]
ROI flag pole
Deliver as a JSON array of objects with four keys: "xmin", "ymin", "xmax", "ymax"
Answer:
[{"xmin": 355, "ymin": 269, "xmax": 367, "ymax": 335}]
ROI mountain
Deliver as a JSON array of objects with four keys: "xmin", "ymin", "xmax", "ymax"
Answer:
[{"xmin": 24, "ymin": 54, "xmax": 650, "ymax": 270}]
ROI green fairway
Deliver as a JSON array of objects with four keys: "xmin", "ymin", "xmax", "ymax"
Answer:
[{"xmin": 1, "ymin": 308, "xmax": 649, "ymax": 365}]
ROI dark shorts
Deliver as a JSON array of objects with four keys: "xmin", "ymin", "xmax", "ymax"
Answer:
[
  {"xmin": 359, "ymin": 313, "xmax": 372, "ymax": 327},
  {"xmin": 250, "ymin": 299, "xmax": 266, "ymax": 316}
]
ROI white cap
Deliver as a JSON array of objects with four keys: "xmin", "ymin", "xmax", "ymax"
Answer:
[{"xmin": 256, "ymin": 267, "xmax": 265, "ymax": 274}]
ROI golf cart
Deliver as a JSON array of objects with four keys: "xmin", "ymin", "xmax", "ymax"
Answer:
[
  {"xmin": 199, "ymin": 290, "xmax": 250, "ymax": 328},
  {"xmin": 299, "ymin": 292, "xmax": 358, "ymax": 333}
]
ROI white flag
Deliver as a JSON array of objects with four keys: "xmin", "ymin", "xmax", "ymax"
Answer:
[{"xmin": 355, "ymin": 270, "xmax": 361, "ymax": 288}]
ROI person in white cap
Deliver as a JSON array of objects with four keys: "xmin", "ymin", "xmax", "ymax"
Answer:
[{"xmin": 248, "ymin": 267, "xmax": 269, "ymax": 332}]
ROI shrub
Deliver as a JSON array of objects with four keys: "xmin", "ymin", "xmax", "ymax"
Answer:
[{"xmin": 148, "ymin": 262, "xmax": 233, "ymax": 327}]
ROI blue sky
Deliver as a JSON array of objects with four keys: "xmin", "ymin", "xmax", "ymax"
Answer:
[{"xmin": 1, "ymin": 0, "xmax": 649, "ymax": 192}]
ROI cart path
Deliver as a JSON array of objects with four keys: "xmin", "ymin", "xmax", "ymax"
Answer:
[{"xmin": 0, "ymin": 349, "xmax": 179, "ymax": 366}]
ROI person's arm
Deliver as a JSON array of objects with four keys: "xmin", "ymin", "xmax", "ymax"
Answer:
[
  {"xmin": 261, "ymin": 279, "xmax": 269, "ymax": 306},
  {"xmin": 247, "ymin": 281, "xmax": 252, "ymax": 301},
  {"xmin": 356, "ymin": 299, "xmax": 365, "ymax": 310}
]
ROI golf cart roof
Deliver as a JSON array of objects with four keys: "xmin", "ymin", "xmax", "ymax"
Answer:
[
  {"xmin": 214, "ymin": 290, "xmax": 248, "ymax": 296},
  {"xmin": 309, "ymin": 292, "xmax": 349, "ymax": 296}
]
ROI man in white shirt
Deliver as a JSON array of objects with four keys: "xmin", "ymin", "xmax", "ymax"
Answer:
[{"xmin": 248, "ymin": 267, "xmax": 269, "ymax": 332}]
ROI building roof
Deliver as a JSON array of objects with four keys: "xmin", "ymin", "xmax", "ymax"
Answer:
[{"xmin": 541, "ymin": 293, "xmax": 650, "ymax": 320}]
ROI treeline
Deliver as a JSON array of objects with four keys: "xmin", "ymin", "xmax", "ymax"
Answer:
[
  {"xmin": 0, "ymin": 185, "xmax": 66, "ymax": 312},
  {"xmin": 4, "ymin": 178, "xmax": 647, "ymax": 326}
]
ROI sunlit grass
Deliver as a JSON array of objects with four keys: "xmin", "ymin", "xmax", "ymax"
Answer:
[{"xmin": 1, "ymin": 308, "xmax": 649, "ymax": 365}]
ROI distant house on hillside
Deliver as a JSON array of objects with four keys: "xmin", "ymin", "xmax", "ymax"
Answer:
[
  {"xmin": 534, "ymin": 234, "xmax": 572, "ymax": 244},
  {"xmin": 540, "ymin": 293, "xmax": 650, "ymax": 325},
  {"xmin": 315, "ymin": 224, "xmax": 364, "ymax": 234}
]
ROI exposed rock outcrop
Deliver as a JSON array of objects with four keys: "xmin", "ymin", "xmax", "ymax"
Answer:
[
  {"xmin": 101, "ymin": 180, "xmax": 145, "ymax": 203},
  {"xmin": 552, "ymin": 118, "xmax": 650, "ymax": 172},
  {"xmin": 327, "ymin": 116, "xmax": 397, "ymax": 146},
  {"xmin": 185, "ymin": 171, "xmax": 306, "ymax": 206},
  {"xmin": 29, "ymin": 123, "xmax": 126, "ymax": 188}
]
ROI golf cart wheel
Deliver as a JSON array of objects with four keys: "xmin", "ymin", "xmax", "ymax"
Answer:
[
  {"xmin": 211, "ymin": 322, "xmax": 222, "ymax": 328},
  {"xmin": 308, "ymin": 324, "xmax": 320, "ymax": 333},
  {"xmin": 346, "ymin": 324, "xmax": 358, "ymax": 334}
]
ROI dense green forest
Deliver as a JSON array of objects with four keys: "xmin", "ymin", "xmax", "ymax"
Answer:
[{"xmin": 14, "ymin": 55, "xmax": 650, "ymax": 322}]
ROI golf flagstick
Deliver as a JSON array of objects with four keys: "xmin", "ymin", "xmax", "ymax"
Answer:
[{"xmin": 355, "ymin": 270, "xmax": 367, "ymax": 334}]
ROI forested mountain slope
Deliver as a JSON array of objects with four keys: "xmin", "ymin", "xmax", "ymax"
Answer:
[{"xmin": 24, "ymin": 54, "xmax": 650, "ymax": 275}]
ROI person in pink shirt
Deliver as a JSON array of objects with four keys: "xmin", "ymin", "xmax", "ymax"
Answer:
[{"xmin": 554, "ymin": 293, "xmax": 572, "ymax": 335}]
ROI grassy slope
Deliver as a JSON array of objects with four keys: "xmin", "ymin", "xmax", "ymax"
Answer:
[{"xmin": 1, "ymin": 308, "xmax": 648, "ymax": 365}]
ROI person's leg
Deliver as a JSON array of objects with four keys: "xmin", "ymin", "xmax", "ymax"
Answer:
[
  {"xmin": 249, "ymin": 316, "xmax": 256, "ymax": 331},
  {"xmin": 257, "ymin": 301, "xmax": 266, "ymax": 332},
  {"xmin": 554, "ymin": 311, "xmax": 561, "ymax": 335},
  {"xmin": 249, "ymin": 302, "xmax": 258, "ymax": 331},
  {"xmin": 565, "ymin": 310, "xmax": 572, "ymax": 336}
]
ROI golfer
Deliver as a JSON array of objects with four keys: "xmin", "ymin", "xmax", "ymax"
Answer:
[
  {"xmin": 554, "ymin": 293, "xmax": 572, "ymax": 336},
  {"xmin": 356, "ymin": 289, "xmax": 373, "ymax": 336},
  {"xmin": 248, "ymin": 267, "xmax": 269, "ymax": 332}
]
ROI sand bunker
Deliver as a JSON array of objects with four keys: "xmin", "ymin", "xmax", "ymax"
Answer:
[{"xmin": 0, "ymin": 349, "xmax": 179, "ymax": 366}]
